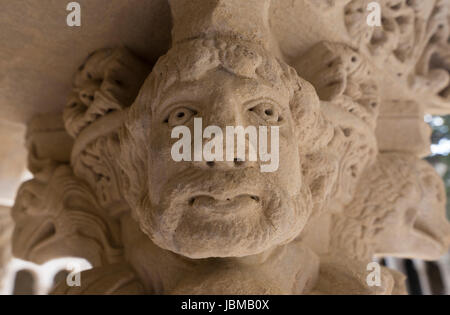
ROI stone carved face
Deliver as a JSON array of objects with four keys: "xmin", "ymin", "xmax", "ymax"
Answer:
[
  {"xmin": 373, "ymin": 156, "xmax": 450, "ymax": 260},
  {"xmin": 120, "ymin": 38, "xmax": 334, "ymax": 259},
  {"xmin": 11, "ymin": 165, "xmax": 123, "ymax": 266},
  {"xmin": 332, "ymin": 153, "xmax": 450, "ymax": 261}
]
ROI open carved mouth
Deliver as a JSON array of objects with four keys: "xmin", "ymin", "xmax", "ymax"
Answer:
[
  {"xmin": 188, "ymin": 194, "xmax": 261, "ymax": 213},
  {"xmin": 413, "ymin": 220, "xmax": 446, "ymax": 249},
  {"xmin": 27, "ymin": 220, "xmax": 56, "ymax": 256}
]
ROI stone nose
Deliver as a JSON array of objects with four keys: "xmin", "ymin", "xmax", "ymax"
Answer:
[
  {"xmin": 194, "ymin": 157, "xmax": 253, "ymax": 170},
  {"xmin": 78, "ymin": 81, "xmax": 101, "ymax": 106},
  {"xmin": 191, "ymin": 126, "xmax": 259, "ymax": 170},
  {"xmin": 190, "ymin": 100, "xmax": 259, "ymax": 169}
]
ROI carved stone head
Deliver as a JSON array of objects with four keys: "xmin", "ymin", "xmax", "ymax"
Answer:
[
  {"xmin": 331, "ymin": 153, "xmax": 450, "ymax": 261},
  {"xmin": 119, "ymin": 37, "xmax": 335, "ymax": 259},
  {"xmin": 12, "ymin": 165, "xmax": 123, "ymax": 266}
]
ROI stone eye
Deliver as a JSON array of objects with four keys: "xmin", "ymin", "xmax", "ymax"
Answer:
[
  {"xmin": 165, "ymin": 107, "xmax": 197, "ymax": 126},
  {"xmin": 248, "ymin": 102, "xmax": 282, "ymax": 124}
]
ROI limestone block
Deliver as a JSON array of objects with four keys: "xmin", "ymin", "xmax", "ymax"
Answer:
[
  {"xmin": 0, "ymin": 120, "xmax": 26, "ymax": 203},
  {"xmin": 0, "ymin": 206, "xmax": 12, "ymax": 291},
  {"xmin": 376, "ymin": 100, "xmax": 432, "ymax": 158}
]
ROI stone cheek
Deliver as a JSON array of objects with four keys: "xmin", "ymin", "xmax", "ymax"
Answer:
[{"xmin": 8, "ymin": 0, "xmax": 450, "ymax": 295}]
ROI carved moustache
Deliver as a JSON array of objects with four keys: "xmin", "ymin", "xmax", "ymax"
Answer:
[{"xmin": 159, "ymin": 167, "xmax": 282, "ymax": 210}]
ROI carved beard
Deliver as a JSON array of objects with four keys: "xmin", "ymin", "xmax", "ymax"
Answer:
[
  {"xmin": 169, "ymin": 268, "xmax": 284, "ymax": 295},
  {"xmin": 134, "ymin": 167, "xmax": 311, "ymax": 259}
]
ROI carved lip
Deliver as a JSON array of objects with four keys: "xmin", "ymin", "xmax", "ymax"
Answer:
[
  {"xmin": 25, "ymin": 220, "xmax": 56, "ymax": 258},
  {"xmin": 188, "ymin": 194, "xmax": 261, "ymax": 213},
  {"xmin": 413, "ymin": 220, "xmax": 448, "ymax": 251}
]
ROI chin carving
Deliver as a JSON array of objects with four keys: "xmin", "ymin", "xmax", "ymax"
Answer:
[{"xmin": 9, "ymin": 0, "xmax": 450, "ymax": 295}]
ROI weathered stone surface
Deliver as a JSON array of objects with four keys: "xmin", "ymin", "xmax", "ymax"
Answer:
[
  {"xmin": 0, "ymin": 120, "xmax": 27, "ymax": 204},
  {"xmin": 3, "ymin": 0, "xmax": 450, "ymax": 295}
]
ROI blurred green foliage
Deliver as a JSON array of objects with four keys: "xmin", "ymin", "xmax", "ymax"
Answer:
[{"xmin": 425, "ymin": 115, "xmax": 450, "ymax": 220}]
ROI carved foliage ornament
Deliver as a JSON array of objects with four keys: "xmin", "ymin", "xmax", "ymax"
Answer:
[
  {"xmin": 331, "ymin": 152, "xmax": 450, "ymax": 262},
  {"xmin": 12, "ymin": 165, "xmax": 123, "ymax": 267},
  {"xmin": 344, "ymin": 0, "xmax": 450, "ymax": 113}
]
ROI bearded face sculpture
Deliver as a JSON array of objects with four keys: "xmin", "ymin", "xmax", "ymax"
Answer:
[{"xmin": 119, "ymin": 38, "xmax": 335, "ymax": 259}]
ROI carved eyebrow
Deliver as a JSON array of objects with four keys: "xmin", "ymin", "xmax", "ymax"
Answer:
[
  {"xmin": 152, "ymin": 82, "xmax": 202, "ymax": 115},
  {"xmin": 153, "ymin": 94, "xmax": 189, "ymax": 117},
  {"xmin": 153, "ymin": 77, "xmax": 288, "ymax": 116},
  {"xmin": 243, "ymin": 97, "xmax": 281, "ymax": 109}
]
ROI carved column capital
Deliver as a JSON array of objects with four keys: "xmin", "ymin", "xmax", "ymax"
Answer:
[{"xmin": 9, "ymin": 0, "xmax": 450, "ymax": 295}]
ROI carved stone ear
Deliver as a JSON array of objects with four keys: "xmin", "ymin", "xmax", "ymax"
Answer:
[
  {"xmin": 289, "ymin": 77, "xmax": 337, "ymax": 215},
  {"xmin": 117, "ymin": 92, "xmax": 152, "ymax": 214},
  {"xmin": 290, "ymin": 78, "xmax": 334, "ymax": 155},
  {"xmin": 302, "ymin": 149, "xmax": 338, "ymax": 217}
]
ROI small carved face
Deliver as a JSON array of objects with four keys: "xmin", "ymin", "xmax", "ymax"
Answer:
[
  {"xmin": 12, "ymin": 166, "xmax": 123, "ymax": 266},
  {"xmin": 373, "ymin": 157, "xmax": 450, "ymax": 260},
  {"xmin": 331, "ymin": 153, "xmax": 450, "ymax": 262},
  {"xmin": 411, "ymin": 169, "xmax": 450, "ymax": 258},
  {"xmin": 138, "ymin": 68, "xmax": 309, "ymax": 259}
]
